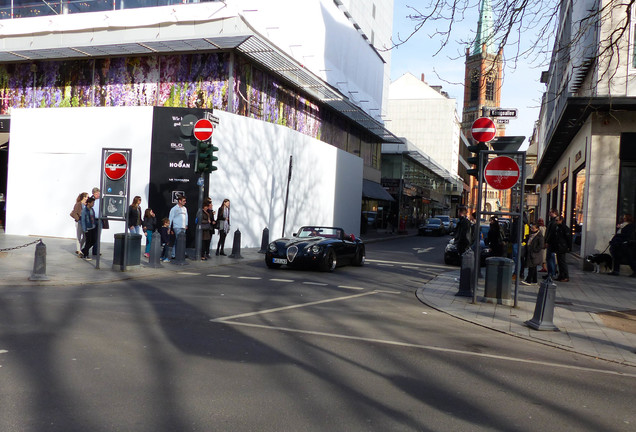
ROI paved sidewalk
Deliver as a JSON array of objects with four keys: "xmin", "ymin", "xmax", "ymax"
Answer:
[{"xmin": 416, "ymin": 256, "xmax": 636, "ymax": 367}]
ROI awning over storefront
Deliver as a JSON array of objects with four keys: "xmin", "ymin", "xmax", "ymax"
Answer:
[{"xmin": 362, "ymin": 179, "xmax": 394, "ymax": 202}]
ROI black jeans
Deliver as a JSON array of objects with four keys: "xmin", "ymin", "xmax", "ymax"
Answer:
[
  {"xmin": 216, "ymin": 230, "xmax": 227, "ymax": 254},
  {"xmin": 526, "ymin": 266, "xmax": 538, "ymax": 283},
  {"xmin": 81, "ymin": 228, "xmax": 96, "ymax": 257},
  {"xmin": 556, "ymin": 251, "xmax": 569, "ymax": 279}
]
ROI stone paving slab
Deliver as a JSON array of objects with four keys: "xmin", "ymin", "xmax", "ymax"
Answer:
[{"xmin": 417, "ymin": 265, "xmax": 636, "ymax": 367}]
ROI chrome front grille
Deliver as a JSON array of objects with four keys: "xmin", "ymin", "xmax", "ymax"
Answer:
[{"xmin": 286, "ymin": 245, "xmax": 298, "ymax": 262}]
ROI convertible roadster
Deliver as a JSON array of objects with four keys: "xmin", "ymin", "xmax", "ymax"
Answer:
[{"xmin": 265, "ymin": 226, "xmax": 365, "ymax": 272}]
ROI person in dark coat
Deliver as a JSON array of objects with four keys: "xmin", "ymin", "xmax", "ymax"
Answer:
[
  {"xmin": 522, "ymin": 223, "xmax": 545, "ymax": 285},
  {"xmin": 200, "ymin": 199, "xmax": 216, "ymax": 260},
  {"xmin": 609, "ymin": 214, "xmax": 636, "ymax": 276},
  {"xmin": 216, "ymin": 198, "xmax": 230, "ymax": 256},
  {"xmin": 553, "ymin": 216, "xmax": 572, "ymax": 281},
  {"xmin": 487, "ymin": 217, "xmax": 504, "ymax": 257},
  {"xmin": 543, "ymin": 209, "xmax": 559, "ymax": 279},
  {"xmin": 453, "ymin": 206, "xmax": 471, "ymax": 255},
  {"xmin": 142, "ymin": 208, "xmax": 156, "ymax": 258},
  {"xmin": 159, "ymin": 217, "xmax": 172, "ymax": 263}
]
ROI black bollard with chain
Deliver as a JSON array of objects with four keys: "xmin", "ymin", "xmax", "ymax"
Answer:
[{"xmin": 29, "ymin": 239, "xmax": 50, "ymax": 281}]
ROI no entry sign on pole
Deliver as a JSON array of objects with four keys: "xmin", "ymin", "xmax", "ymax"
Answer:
[
  {"xmin": 193, "ymin": 118, "xmax": 214, "ymax": 141},
  {"xmin": 104, "ymin": 152, "xmax": 128, "ymax": 180},
  {"xmin": 471, "ymin": 117, "xmax": 496, "ymax": 142},
  {"xmin": 484, "ymin": 156, "xmax": 520, "ymax": 190}
]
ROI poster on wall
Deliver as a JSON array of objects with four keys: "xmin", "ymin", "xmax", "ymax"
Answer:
[{"xmin": 149, "ymin": 107, "xmax": 211, "ymax": 246}]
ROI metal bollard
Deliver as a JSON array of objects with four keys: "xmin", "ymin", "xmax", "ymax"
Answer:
[
  {"xmin": 173, "ymin": 230, "xmax": 188, "ymax": 265},
  {"xmin": 258, "ymin": 227, "xmax": 269, "ymax": 254},
  {"xmin": 148, "ymin": 230, "xmax": 163, "ymax": 268},
  {"xmin": 525, "ymin": 276, "xmax": 559, "ymax": 331},
  {"xmin": 456, "ymin": 249, "xmax": 474, "ymax": 297},
  {"xmin": 29, "ymin": 239, "xmax": 50, "ymax": 281},
  {"xmin": 228, "ymin": 229, "xmax": 244, "ymax": 259}
]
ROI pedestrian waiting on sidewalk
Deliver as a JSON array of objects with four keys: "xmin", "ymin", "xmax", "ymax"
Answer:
[{"xmin": 609, "ymin": 213, "xmax": 636, "ymax": 277}]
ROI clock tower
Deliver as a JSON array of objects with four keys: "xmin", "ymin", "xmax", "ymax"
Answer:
[{"xmin": 459, "ymin": 0, "xmax": 505, "ymax": 211}]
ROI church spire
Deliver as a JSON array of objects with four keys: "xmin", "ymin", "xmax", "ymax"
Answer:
[{"xmin": 472, "ymin": 0, "xmax": 494, "ymax": 55}]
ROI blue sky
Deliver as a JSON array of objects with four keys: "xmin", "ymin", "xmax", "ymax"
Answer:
[{"xmin": 389, "ymin": 1, "xmax": 549, "ymax": 145}]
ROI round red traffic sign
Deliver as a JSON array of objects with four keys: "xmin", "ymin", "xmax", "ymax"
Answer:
[
  {"xmin": 193, "ymin": 118, "xmax": 214, "ymax": 141},
  {"xmin": 104, "ymin": 152, "xmax": 128, "ymax": 181},
  {"xmin": 484, "ymin": 156, "xmax": 520, "ymax": 190},
  {"xmin": 471, "ymin": 117, "xmax": 496, "ymax": 142}
]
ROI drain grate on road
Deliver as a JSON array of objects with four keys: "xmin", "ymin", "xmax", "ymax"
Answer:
[{"xmin": 596, "ymin": 310, "xmax": 636, "ymax": 335}]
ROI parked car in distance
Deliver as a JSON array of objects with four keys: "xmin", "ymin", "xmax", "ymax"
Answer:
[
  {"xmin": 444, "ymin": 224, "xmax": 492, "ymax": 266},
  {"xmin": 436, "ymin": 215, "xmax": 453, "ymax": 234},
  {"xmin": 265, "ymin": 226, "xmax": 365, "ymax": 272},
  {"xmin": 418, "ymin": 218, "xmax": 445, "ymax": 236}
]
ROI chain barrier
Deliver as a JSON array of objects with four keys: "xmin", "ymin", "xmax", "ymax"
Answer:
[{"xmin": 0, "ymin": 238, "xmax": 41, "ymax": 253}]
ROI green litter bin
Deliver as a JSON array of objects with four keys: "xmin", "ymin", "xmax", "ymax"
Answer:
[{"xmin": 483, "ymin": 257, "xmax": 514, "ymax": 305}]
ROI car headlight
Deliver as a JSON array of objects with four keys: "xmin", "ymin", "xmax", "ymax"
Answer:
[
  {"xmin": 311, "ymin": 245, "xmax": 322, "ymax": 254},
  {"xmin": 268, "ymin": 243, "xmax": 277, "ymax": 252}
]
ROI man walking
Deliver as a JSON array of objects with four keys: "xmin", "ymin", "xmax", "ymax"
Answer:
[
  {"xmin": 169, "ymin": 195, "xmax": 188, "ymax": 258},
  {"xmin": 454, "ymin": 206, "xmax": 471, "ymax": 255}
]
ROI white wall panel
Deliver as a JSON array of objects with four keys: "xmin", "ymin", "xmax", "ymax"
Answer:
[{"xmin": 6, "ymin": 107, "xmax": 363, "ymax": 248}]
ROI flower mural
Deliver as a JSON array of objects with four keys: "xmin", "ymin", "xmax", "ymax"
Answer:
[{"xmin": 0, "ymin": 50, "xmax": 377, "ymax": 161}]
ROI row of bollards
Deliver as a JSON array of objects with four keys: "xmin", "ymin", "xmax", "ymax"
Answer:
[{"xmin": 25, "ymin": 227, "xmax": 255, "ymax": 281}]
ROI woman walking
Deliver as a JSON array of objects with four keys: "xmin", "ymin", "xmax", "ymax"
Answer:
[
  {"xmin": 128, "ymin": 196, "xmax": 143, "ymax": 235},
  {"xmin": 70, "ymin": 192, "xmax": 88, "ymax": 256}
]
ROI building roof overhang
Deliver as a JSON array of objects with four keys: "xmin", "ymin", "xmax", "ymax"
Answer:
[
  {"xmin": 530, "ymin": 96, "xmax": 636, "ymax": 184},
  {"xmin": 0, "ymin": 12, "xmax": 400, "ymax": 143}
]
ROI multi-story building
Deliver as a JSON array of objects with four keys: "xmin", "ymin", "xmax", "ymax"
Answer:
[
  {"xmin": 531, "ymin": 0, "xmax": 636, "ymax": 266},
  {"xmin": 0, "ymin": 0, "xmax": 398, "ymax": 246}
]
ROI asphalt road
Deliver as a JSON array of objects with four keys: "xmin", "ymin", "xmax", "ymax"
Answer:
[{"xmin": 1, "ymin": 235, "xmax": 635, "ymax": 431}]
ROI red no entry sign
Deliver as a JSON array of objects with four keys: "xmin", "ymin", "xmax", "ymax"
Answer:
[
  {"xmin": 193, "ymin": 118, "xmax": 214, "ymax": 141},
  {"xmin": 471, "ymin": 117, "xmax": 496, "ymax": 142},
  {"xmin": 484, "ymin": 156, "xmax": 520, "ymax": 190},
  {"xmin": 104, "ymin": 152, "xmax": 128, "ymax": 181}
]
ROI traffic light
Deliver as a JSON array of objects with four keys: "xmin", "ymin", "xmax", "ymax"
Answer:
[
  {"xmin": 466, "ymin": 142, "xmax": 488, "ymax": 178},
  {"xmin": 195, "ymin": 141, "xmax": 219, "ymax": 174}
]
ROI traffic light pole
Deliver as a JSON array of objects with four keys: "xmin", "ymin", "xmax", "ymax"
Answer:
[{"xmin": 472, "ymin": 147, "xmax": 485, "ymax": 304}]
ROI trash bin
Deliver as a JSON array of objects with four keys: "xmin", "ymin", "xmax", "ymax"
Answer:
[
  {"xmin": 483, "ymin": 257, "xmax": 514, "ymax": 305},
  {"xmin": 113, "ymin": 233, "xmax": 142, "ymax": 268}
]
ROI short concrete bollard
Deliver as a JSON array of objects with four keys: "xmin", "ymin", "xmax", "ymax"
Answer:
[
  {"xmin": 258, "ymin": 227, "xmax": 269, "ymax": 254},
  {"xmin": 525, "ymin": 276, "xmax": 559, "ymax": 331},
  {"xmin": 228, "ymin": 229, "xmax": 244, "ymax": 259},
  {"xmin": 29, "ymin": 239, "xmax": 50, "ymax": 281},
  {"xmin": 173, "ymin": 230, "xmax": 188, "ymax": 266},
  {"xmin": 148, "ymin": 230, "xmax": 163, "ymax": 268}
]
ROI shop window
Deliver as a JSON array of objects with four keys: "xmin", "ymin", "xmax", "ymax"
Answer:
[
  {"xmin": 571, "ymin": 166, "xmax": 585, "ymax": 254},
  {"xmin": 560, "ymin": 180, "xmax": 568, "ymax": 218}
]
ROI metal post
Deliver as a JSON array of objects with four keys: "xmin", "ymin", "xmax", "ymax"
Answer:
[
  {"xmin": 282, "ymin": 155, "xmax": 293, "ymax": 237},
  {"xmin": 194, "ymin": 174, "xmax": 204, "ymax": 261},
  {"xmin": 472, "ymin": 148, "xmax": 485, "ymax": 304}
]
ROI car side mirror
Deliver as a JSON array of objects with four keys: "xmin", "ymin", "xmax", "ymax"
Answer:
[
  {"xmin": 349, "ymin": 234, "xmax": 356, "ymax": 241},
  {"xmin": 293, "ymin": 233, "xmax": 297, "ymax": 237}
]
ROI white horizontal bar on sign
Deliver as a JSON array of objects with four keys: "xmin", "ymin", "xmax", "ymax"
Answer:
[
  {"xmin": 485, "ymin": 170, "xmax": 518, "ymax": 176},
  {"xmin": 472, "ymin": 127, "xmax": 495, "ymax": 132}
]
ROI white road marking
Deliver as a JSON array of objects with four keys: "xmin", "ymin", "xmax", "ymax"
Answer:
[
  {"xmin": 238, "ymin": 276, "xmax": 262, "ymax": 280},
  {"xmin": 207, "ymin": 274, "xmax": 231, "ymax": 278},
  {"xmin": 210, "ymin": 292, "xmax": 377, "ymax": 322},
  {"xmin": 270, "ymin": 279, "xmax": 294, "ymax": 283},
  {"xmin": 367, "ymin": 259, "xmax": 454, "ymax": 270},
  {"xmin": 337, "ymin": 285, "xmax": 365, "ymax": 290},
  {"xmin": 217, "ymin": 322, "xmax": 636, "ymax": 379},
  {"xmin": 374, "ymin": 290, "xmax": 400, "ymax": 294},
  {"xmin": 401, "ymin": 265, "xmax": 420, "ymax": 270},
  {"xmin": 303, "ymin": 281, "xmax": 328, "ymax": 286},
  {"xmin": 413, "ymin": 247, "xmax": 435, "ymax": 253},
  {"xmin": 177, "ymin": 272, "xmax": 201, "ymax": 276},
  {"xmin": 0, "ymin": 350, "xmax": 7, "ymax": 354},
  {"xmin": 375, "ymin": 263, "xmax": 395, "ymax": 267}
]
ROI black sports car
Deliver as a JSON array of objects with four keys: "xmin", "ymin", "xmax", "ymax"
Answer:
[{"xmin": 265, "ymin": 226, "xmax": 365, "ymax": 272}]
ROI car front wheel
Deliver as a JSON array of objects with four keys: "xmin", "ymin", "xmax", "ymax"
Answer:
[
  {"xmin": 320, "ymin": 249, "xmax": 337, "ymax": 272},
  {"xmin": 352, "ymin": 247, "xmax": 365, "ymax": 266}
]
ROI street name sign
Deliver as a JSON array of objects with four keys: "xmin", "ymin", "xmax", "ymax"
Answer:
[{"xmin": 488, "ymin": 108, "xmax": 518, "ymax": 118}]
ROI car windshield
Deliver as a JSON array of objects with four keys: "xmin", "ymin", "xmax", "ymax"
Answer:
[
  {"xmin": 437, "ymin": 215, "xmax": 450, "ymax": 222},
  {"xmin": 297, "ymin": 227, "xmax": 343, "ymax": 239},
  {"xmin": 426, "ymin": 218, "xmax": 441, "ymax": 225}
]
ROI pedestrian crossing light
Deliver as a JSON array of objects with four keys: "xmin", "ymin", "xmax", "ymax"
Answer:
[
  {"xmin": 466, "ymin": 142, "xmax": 488, "ymax": 178},
  {"xmin": 195, "ymin": 141, "xmax": 219, "ymax": 174}
]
